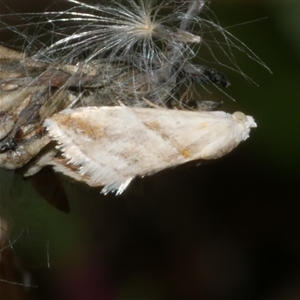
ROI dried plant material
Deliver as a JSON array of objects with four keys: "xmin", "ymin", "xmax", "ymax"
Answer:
[
  {"xmin": 44, "ymin": 106, "xmax": 257, "ymax": 194},
  {"xmin": 1, "ymin": 0, "xmax": 268, "ymax": 119},
  {"xmin": 0, "ymin": 45, "xmax": 24, "ymax": 61}
]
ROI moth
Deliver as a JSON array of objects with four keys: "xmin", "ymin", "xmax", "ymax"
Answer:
[{"xmin": 39, "ymin": 106, "xmax": 256, "ymax": 195}]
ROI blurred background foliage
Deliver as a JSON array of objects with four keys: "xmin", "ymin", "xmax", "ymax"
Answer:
[{"xmin": 1, "ymin": 1, "xmax": 300, "ymax": 299}]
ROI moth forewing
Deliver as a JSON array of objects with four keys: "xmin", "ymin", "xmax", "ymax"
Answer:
[{"xmin": 44, "ymin": 106, "xmax": 257, "ymax": 194}]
